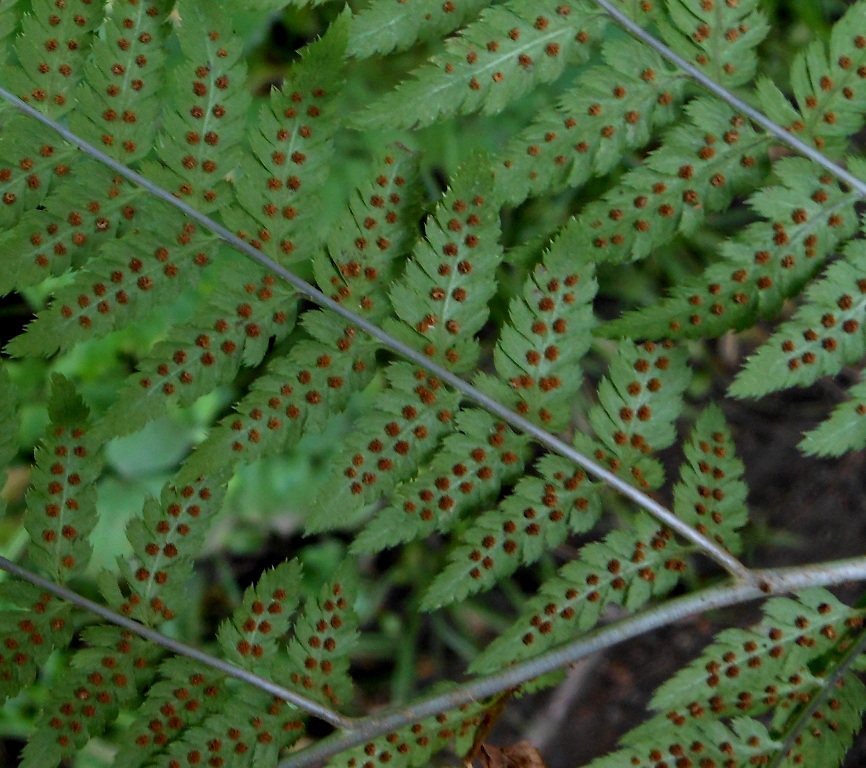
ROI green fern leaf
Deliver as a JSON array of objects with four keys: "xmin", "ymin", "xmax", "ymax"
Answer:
[
  {"xmin": 0, "ymin": 114, "xmax": 77, "ymax": 229},
  {"xmin": 348, "ymin": 0, "xmax": 491, "ymax": 58},
  {"xmin": 96, "ymin": 258, "xmax": 297, "ymax": 440},
  {"xmin": 660, "ymin": 0, "xmax": 769, "ymax": 88},
  {"xmin": 181, "ymin": 311, "xmax": 376, "ymax": 479},
  {"xmin": 586, "ymin": 717, "xmax": 778, "ymax": 768},
  {"xmin": 222, "ymin": 14, "xmax": 349, "ymax": 263},
  {"xmin": 800, "ymin": 379, "xmax": 866, "ymax": 457},
  {"xmin": 282, "ymin": 561, "xmax": 359, "ymax": 707},
  {"xmin": 327, "ymin": 689, "xmax": 486, "ymax": 768},
  {"xmin": 120, "ymin": 471, "xmax": 230, "ymax": 625},
  {"xmin": 218, "ymin": 560, "xmax": 304, "ymax": 670},
  {"xmin": 422, "ymin": 453, "xmax": 599, "ymax": 610},
  {"xmin": 70, "ymin": 0, "xmax": 171, "ymax": 163},
  {"xmin": 313, "ymin": 147, "xmax": 423, "ymax": 322},
  {"xmin": 307, "ymin": 362, "xmax": 462, "ymax": 531},
  {"xmin": 0, "ymin": 581, "xmax": 73, "ymax": 703},
  {"xmin": 143, "ymin": 0, "xmax": 251, "ymax": 214},
  {"xmin": 6, "ymin": 0, "xmax": 103, "ymax": 118},
  {"xmin": 674, "ymin": 404, "xmax": 747, "ymax": 554},
  {"xmin": 770, "ymin": 1, "xmax": 866, "ymax": 155},
  {"xmin": 356, "ymin": 0, "xmax": 659, "ymax": 129},
  {"xmin": 0, "ymin": 367, "xmax": 17, "ymax": 472},
  {"xmin": 604, "ymin": 157, "xmax": 862, "ymax": 339},
  {"xmin": 352, "ymin": 409, "xmax": 532, "ymax": 553},
  {"xmin": 8, "ymin": 208, "xmax": 220, "ymax": 357},
  {"xmin": 773, "ymin": 671, "xmax": 866, "ymax": 768},
  {"xmin": 22, "ymin": 628, "xmax": 160, "ymax": 768},
  {"xmin": 572, "ymin": 97, "xmax": 767, "ymax": 265},
  {"xmin": 23, "ymin": 375, "xmax": 101, "ymax": 582},
  {"xmin": 0, "ymin": 164, "xmax": 142, "ymax": 296},
  {"xmin": 492, "ymin": 36, "xmax": 685, "ymax": 206},
  {"xmin": 388, "ymin": 162, "xmax": 502, "ymax": 373},
  {"xmin": 471, "ymin": 513, "xmax": 687, "ymax": 673},
  {"xmin": 0, "ymin": 0, "xmax": 18, "ymax": 61},
  {"xmin": 730, "ymin": 239, "xmax": 866, "ymax": 399},
  {"xmin": 476, "ymin": 239, "xmax": 597, "ymax": 431}
]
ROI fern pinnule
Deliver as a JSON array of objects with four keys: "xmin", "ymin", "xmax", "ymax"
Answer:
[
  {"xmin": 145, "ymin": 0, "xmax": 251, "ymax": 215},
  {"xmin": 24, "ymin": 375, "xmax": 100, "ymax": 583},
  {"xmin": 731, "ymin": 238, "xmax": 866, "ymax": 400},
  {"xmin": 313, "ymin": 147, "xmax": 424, "ymax": 323},
  {"xmin": 71, "ymin": 0, "xmax": 170, "ymax": 164},
  {"xmin": 661, "ymin": 0, "xmax": 768, "ymax": 89},
  {"xmin": 0, "ymin": 163, "xmax": 142, "ymax": 296},
  {"xmin": 476, "ymin": 239, "xmax": 597, "ymax": 432},
  {"xmin": 348, "ymin": 0, "xmax": 491, "ymax": 58},
  {"xmin": 327, "ymin": 689, "xmax": 486, "ymax": 768},
  {"xmin": 605, "ymin": 157, "xmax": 862, "ymax": 340},
  {"xmin": 421, "ymin": 452, "xmax": 600, "ymax": 610},
  {"xmin": 491, "ymin": 37, "xmax": 686, "ymax": 206},
  {"xmin": 0, "ymin": 0, "xmax": 17, "ymax": 63},
  {"xmin": 672, "ymin": 404, "xmax": 747, "ymax": 555},
  {"xmin": 355, "ymin": 0, "xmax": 658, "ymax": 129},
  {"xmin": 800, "ymin": 378, "xmax": 866, "ymax": 457},
  {"xmin": 222, "ymin": 15, "xmax": 348, "ymax": 264},
  {"xmin": 0, "ymin": 114, "xmax": 77, "ymax": 229},
  {"xmin": 570, "ymin": 97, "xmax": 766, "ymax": 265},
  {"xmin": 758, "ymin": 1, "xmax": 866, "ymax": 158},
  {"xmin": 387, "ymin": 163, "xmax": 502, "ymax": 373},
  {"xmin": 6, "ymin": 0, "xmax": 102, "ymax": 119},
  {"xmin": 351, "ymin": 409, "xmax": 532, "ymax": 554}
]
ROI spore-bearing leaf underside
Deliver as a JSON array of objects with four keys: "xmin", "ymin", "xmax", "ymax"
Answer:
[{"xmin": 1, "ymin": 0, "xmax": 866, "ymax": 767}]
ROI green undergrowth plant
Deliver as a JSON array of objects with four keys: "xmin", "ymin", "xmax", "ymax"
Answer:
[{"xmin": 0, "ymin": 0, "xmax": 866, "ymax": 766}]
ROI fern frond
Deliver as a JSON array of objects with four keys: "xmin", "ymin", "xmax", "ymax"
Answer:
[
  {"xmin": 118, "ymin": 471, "xmax": 230, "ymax": 625},
  {"xmin": 313, "ymin": 147, "xmax": 424, "ymax": 322},
  {"xmin": 281, "ymin": 561, "xmax": 358, "ymax": 707},
  {"xmin": 0, "ymin": 163, "xmax": 142, "ymax": 295},
  {"xmin": 308, "ymin": 362, "xmax": 463, "ymax": 531},
  {"xmin": 0, "ymin": 581, "xmax": 73, "ymax": 703},
  {"xmin": 327, "ymin": 690, "xmax": 486, "ymax": 768},
  {"xmin": 730, "ymin": 239, "xmax": 866, "ymax": 399},
  {"xmin": 222, "ymin": 15, "xmax": 348, "ymax": 263},
  {"xmin": 421, "ymin": 453, "xmax": 599, "ymax": 610},
  {"xmin": 143, "ymin": 0, "xmax": 251, "ymax": 214},
  {"xmin": 492, "ymin": 37, "xmax": 686, "ymax": 206},
  {"xmin": 23, "ymin": 375, "xmax": 100, "ymax": 582},
  {"xmin": 8, "ymin": 209, "xmax": 220, "ymax": 357},
  {"xmin": 352, "ymin": 410, "xmax": 532, "ymax": 554},
  {"xmin": 572, "ymin": 97, "xmax": 767, "ymax": 265},
  {"xmin": 70, "ymin": 0, "xmax": 171, "ymax": 163},
  {"xmin": 0, "ymin": 0, "xmax": 18, "ymax": 62},
  {"xmin": 96, "ymin": 257, "xmax": 297, "ymax": 439},
  {"xmin": 757, "ymin": 1, "xmax": 866, "ymax": 156},
  {"xmin": 673, "ymin": 404, "xmax": 747, "ymax": 554},
  {"xmin": 605, "ymin": 157, "xmax": 862, "ymax": 339},
  {"xmin": 348, "ymin": 0, "xmax": 491, "ymax": 58},
  {"xmin": 476, "ymin": 239, "xmax": 597, "ymax": 431},
  {"xmin": 0, "ymin": 114, "xmax": 77, "ymax": 229},
  {"xmin": 6, "ymin": 0, "xmax": 103, "ymax": 118},
  {"xmin": 471, "ymin": 513, "xmax": 688, "ymax": 673},
  {"xmin": 661, "ymin": 0, "xmax": 769, "ymax": 89},
  {"xmin": 21, "ymin": 627, "xmax": 159, "ymax": 768},
  {"xmin": 357, "ymin": 0, "xmax": 660, "ymax": 129},
  {"xmin": 388, "ymin": 162, "xmax": 501, "ymax": 372},
  {"xmin": 800, "ymin": 379, "xmax": 866, "ymax": 457}
]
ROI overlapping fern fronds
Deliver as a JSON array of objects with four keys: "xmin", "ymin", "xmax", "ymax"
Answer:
[{"xmin": 1, "ymin": 1, "xmax": 866, "ymax": 767}]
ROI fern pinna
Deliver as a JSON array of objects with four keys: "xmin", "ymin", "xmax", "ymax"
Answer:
[{"xmin": 2, "ymin": 0, "xmax": 866, "ymax": 767}]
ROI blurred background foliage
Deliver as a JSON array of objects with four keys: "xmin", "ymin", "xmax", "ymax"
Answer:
[{"xmin": 0, "ymin": 1, "xmax": 856, "ymax": 764}]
